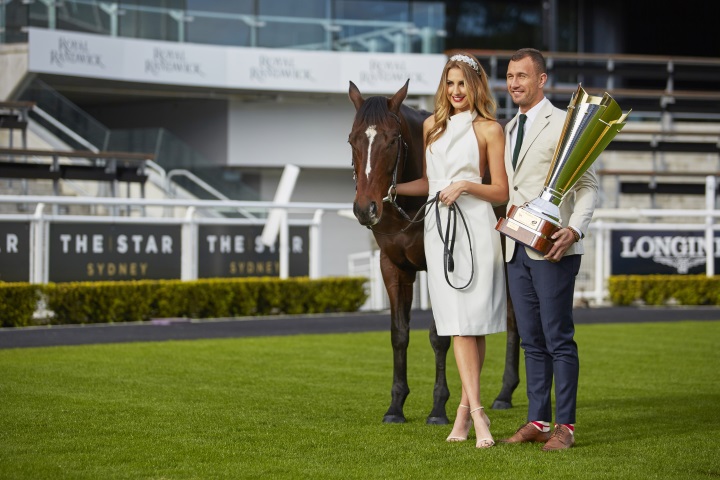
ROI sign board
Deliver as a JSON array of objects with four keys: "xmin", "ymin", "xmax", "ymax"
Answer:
[
  {"xmin": 197, "ymin": 225, "xmax": 309, "ymax": 278},
  {"xmin": 48, "ymin": 223, "xmax": 182, "ymax": 282},
  {"xmin": 0, "ymin": 222, "xmax": 30, "ymax": 282},
  {"xmin": 28, "ymin": 28, "xmax": 446, "ymax": 95},
  {"xmin": 611, "ymin": 230, "xmax": 720, "ymax": 275}
]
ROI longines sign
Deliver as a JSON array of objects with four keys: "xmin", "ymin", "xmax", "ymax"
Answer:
[
  {"xmin": 28, "ymin": 28, "xmax": 446, "ymax": 94},
  {"xmin": 0, "ymin": 222, "xmax": 30, "ymax": 282},
  {"xmin": 611, "ymin": 230, "xmax": 720, "ymax": 275}
]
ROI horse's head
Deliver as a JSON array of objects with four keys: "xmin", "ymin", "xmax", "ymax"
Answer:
[{"xmin": 348, "ymin": 80, "xmax": 409, "ymax": 226}]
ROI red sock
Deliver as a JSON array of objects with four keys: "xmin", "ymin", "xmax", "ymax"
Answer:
[
  {"xmin": 561, "ymin": 423, "xmax": 575, "ymax": 435},
  {"xmin": 531, "ymin": 421, "xmax": 550, "ymax": 432}
]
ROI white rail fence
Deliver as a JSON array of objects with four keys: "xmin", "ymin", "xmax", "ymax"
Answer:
[
  {"xmin": 1, "ymin": 175, "xmax": 717, "ymax": 308},
  {"xmin": 0, "ymin": 195, "xmax": 351, "ymax": 284}
]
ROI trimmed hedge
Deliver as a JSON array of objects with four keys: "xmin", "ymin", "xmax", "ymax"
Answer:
[
  {"xmin": 0, "ymin": 283, "xmax": 39, "ymax": 328},
  {"xmin": 608, "ymin": 275, "xmax": 720, "ymax": 306},
  {"xmin": 1, "ymin": 277, "xmax": 368, "ymax": 328}
]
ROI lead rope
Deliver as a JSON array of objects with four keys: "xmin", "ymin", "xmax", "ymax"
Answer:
[
  {"xmin": 373, "ymin": 192, "xmax": 474, "ymax": 290},
  {"xmin": 434, "ymin": 195, "xmax": 474, "ymax": 290}
]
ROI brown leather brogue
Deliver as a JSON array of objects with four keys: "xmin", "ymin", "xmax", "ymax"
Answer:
[
  {"xmin": 499, "ymin": 422, "xmax": 551, "ymax": 444},
  {"xmin": 541, "ymin": 424, "xmax": 575, "ymax": 451}
]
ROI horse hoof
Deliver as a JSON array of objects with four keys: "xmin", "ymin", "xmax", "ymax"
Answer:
[
  {"xmin": 383, "ymin": 414, "xmax": 406, "ymax": 424},
  {"xmin": 426, "ymin": 416, "xmax": 449, "ymax": 425},
  {"xmin": 491, "ymin": 399, "xmax": 512, "ymax": 410}
]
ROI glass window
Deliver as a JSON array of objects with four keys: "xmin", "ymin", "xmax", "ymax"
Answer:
[
  {"xmin": 55, "ymin": 1, "xmax": 110, "ymax": 35},
  {"xmin": 411, "ymin": 2, "xmax": 446, "ymax": 53},
  {"xmin": 256, "ymin": 0, "xmax": 329, "ymax": 49},
  {"xmin": 185, "ymin": 0, "xmax": 255, "ymax": 46},
  {"xmin": 258, "ymin": 0, "xmax": 328, "ymax": 18},
  {"xmin": 335, "ymin": 1, "xmax": 410, "ymax": 52},
  {"xmin": 445, "ymin": 1, "xmax": 543, "ymax": 51}
]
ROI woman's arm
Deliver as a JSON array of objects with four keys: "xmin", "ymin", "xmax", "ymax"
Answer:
[{"xmin": 438, "ymin": 120, "xmax": 508, "ymax": 206}]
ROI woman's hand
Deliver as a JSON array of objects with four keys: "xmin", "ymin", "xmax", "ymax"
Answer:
[{"xmin": 439, "ymin": 181, "xmax": 467, "ymax": 206}]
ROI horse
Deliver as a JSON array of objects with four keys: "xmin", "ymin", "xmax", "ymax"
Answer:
[{"xmin": 347, "ymin": 80, "xmax": 521, "ymax": 424}]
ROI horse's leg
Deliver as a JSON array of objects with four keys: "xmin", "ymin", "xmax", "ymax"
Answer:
[
  {"xmin": 492, "ymin": 287, "xmax": 520, "ymax": 410},
  {"xmin": 380, "ymin": 255, "xmax": 414, "ymax": 423},
  {"xmin": 426, "ymin": 319, "xmax": 451, "ymax": 424}
]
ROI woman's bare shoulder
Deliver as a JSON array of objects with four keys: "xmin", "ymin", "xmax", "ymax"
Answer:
[{"xmin": 473, "ymin": 117, "xmax": 504, "ymax": 138}]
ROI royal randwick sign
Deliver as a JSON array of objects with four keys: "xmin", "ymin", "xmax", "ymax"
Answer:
[
  {"xmin": 28, "ymin": 27, "xmax": 445, "ymax": 94},
  {"xmin": 612, "ymin": 230, "xmax": 720, "ymax": 275}
]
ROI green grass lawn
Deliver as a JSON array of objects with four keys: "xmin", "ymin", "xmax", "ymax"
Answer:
[{"xmin": 1, "ymin": 320, "xmax": 719, "ymax": 479}]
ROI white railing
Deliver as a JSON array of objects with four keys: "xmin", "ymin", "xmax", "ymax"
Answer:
[
  {"xmin": 348, "ymin": 249, "xmax": 429, "ymax": 311},
  {"xmin": 2, "ymin": 174, "xmax": 716, "ymax": 305},
  {"xmin": 0, "ymin": 194, "xmax": 352, "ymax": 284}
]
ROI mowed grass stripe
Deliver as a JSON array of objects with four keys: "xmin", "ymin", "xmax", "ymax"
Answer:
[{"xmin": 1, "ymin": 321, "xmax": 719, "ymax": 479}]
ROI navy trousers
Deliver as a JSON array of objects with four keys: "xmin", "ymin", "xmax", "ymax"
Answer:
[{"xmin": 506, "ymin": 246, "xmax": 581, "ymax": 425}]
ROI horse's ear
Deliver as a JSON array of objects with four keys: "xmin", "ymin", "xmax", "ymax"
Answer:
[
  {"xmin": 348, "ymin": 81, "xmax": 364, "ymax": 111},
  {"xmin": 388, "ymin": 79, "xmax": 409, "ymax": 114}
]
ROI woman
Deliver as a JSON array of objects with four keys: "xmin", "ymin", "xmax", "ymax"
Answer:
[{"xmin": 395, "ymin": 53, "xmax": 508, "ymax": 448}]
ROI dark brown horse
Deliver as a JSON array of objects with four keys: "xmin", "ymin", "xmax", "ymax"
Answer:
[{"xmin": 348, "ymin": 80, "xmax": 521, "ymax": 424}]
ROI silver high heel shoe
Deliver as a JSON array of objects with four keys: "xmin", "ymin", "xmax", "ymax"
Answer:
[
  {"xmin": 470, "ymin": 406, "xmax": 495, "ymax": 448},
  {"xmin": 446, "ymin": 404, "xmax": 472, "ymax": 442}
]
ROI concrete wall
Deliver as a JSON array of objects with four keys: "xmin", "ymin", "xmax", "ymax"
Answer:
[
  {"xmin": 228, "ymin": 95, "xmax": 355, "ymax": 169},
  {"xmin": 86, "ymin": 98, "xmax": 229, "ymax": 166},
  {"xmin": 0, "ymin": 43, "xmax": 28, "ymax": 101}
]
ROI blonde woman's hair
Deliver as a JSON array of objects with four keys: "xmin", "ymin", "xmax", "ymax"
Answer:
[{"xmin": 425, "ymin": 53, "xmax": 496, "ymax": 150}]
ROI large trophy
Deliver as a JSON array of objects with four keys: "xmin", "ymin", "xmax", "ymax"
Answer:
[{"xmin": 496, "ymin": 84, "xmax": 631, "ymax": 254}]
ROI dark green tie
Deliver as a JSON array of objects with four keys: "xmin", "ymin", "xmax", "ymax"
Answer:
[{"xmin": 512, "ymin": 114, "xmax": 527, "ymax": 170}]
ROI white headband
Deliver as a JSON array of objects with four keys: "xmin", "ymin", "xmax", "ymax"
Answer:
[{"xmin": 449, "ymin": 54, "xmax": 480, "ymax": 75}]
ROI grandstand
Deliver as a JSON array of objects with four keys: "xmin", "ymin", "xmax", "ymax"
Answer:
[{"xmin": 0, "ymin": 0, "xmax": 718, "ymax": 305}]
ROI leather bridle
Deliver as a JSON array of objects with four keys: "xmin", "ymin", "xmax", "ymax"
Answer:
[{"xmin": 350, "ymin": 113, "xmax": 474, "ymax": 290}]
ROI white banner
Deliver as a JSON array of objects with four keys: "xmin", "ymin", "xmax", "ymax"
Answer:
[{"xmin": 27, "ymin": 28, "xmax": 446, "ymax": 95}]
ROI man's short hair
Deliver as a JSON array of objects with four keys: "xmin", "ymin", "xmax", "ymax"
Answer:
[{"xmin": 510, "ymin": 48, "xmax": 547, "ymax": 74}]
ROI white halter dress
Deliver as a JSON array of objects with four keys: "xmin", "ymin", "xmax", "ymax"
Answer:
[{"xmin": 424, "ymin": 110, "xmax": 507, "ymax": 336}]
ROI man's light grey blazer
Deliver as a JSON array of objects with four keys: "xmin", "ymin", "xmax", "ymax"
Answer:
[{"xmin": 503, "ymin": 99, "xmax": 599, "ymax": 262}]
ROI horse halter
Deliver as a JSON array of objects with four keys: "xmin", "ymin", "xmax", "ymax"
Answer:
[
  {"xmin": 350, "ymin": 111, "xmax": 409, "ymax": 218},
  {"xmin": 379, "ymin": 112, "xmax": 411, "ymax": 221}
]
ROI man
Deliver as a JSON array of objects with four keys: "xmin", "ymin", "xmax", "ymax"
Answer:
[{"xmin": 500, "ymin": 48, "xmax": 598, "ymax": 451}]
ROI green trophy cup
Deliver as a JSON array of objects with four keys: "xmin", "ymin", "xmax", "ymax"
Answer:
[{"xmin": 496, "ymin": 84, "xmax": 631, "ymax": 254}]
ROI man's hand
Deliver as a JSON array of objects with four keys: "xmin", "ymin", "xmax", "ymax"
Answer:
[{"xmin": 544, "ymin": 227, "xmax": 577, "ymax": 263}]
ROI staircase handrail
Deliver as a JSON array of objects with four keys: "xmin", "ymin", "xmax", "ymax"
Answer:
[
  {"xmin": 31, "ymin": 106, "xmax": 100, "ymax": 153},
  {"xmin": 166, "ymin": 169, "xmax": 255, "ymax": 219}
]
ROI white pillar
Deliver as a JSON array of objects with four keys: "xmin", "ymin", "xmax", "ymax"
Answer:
[
  {"xmin": 181, "ymin": 207, "xmax": 196, "ymax": 280},
  {"xmin": 31, "ymin": 203, "xmax": 46, "ymax": 284},
  {"xmin": 593, "ymin": 221, "xmax": 605, "ymax": 306},
  {"xmin": 706, "ymin": 175, "xmax": 716, "ymax": 277},
  {"xmin": 309, "ymin": 209, "xmax": 323, "ymax": 279},
  {"xmin": 279, "ymin": 210, "xmax": 289, "ymax": 279}
]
